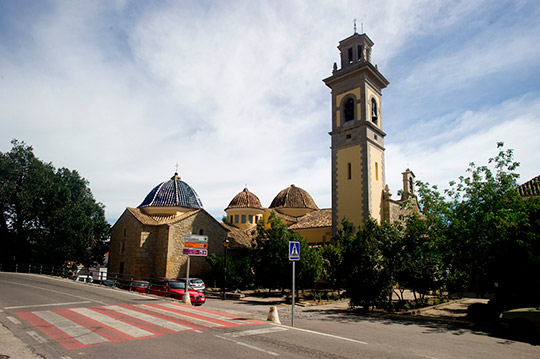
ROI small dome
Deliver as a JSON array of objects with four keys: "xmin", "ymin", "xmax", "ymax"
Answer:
[
  {"xmin": 269, "ymin": 184, "xmax": 319, "ymax": 210},
  {"xmin": 138, "ymin": 173, "xmax": 203, "ymax": 209},
  {"xmin": 226, "ymin": 188, "xmax": 262, "ymax": 210}
]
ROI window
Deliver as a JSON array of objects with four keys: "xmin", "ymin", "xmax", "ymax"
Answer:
[
  {"xmin": 346, "ymin": 134, "xmax": 352, "ymax": 139},
  {"xmin": 357, "ymin": 45, "xmax": 363, "ymax": 61},
  {"xmin": 199, "ymin": 229, "xmax": 204, "ymax": 235},
  {"xmin": 409, "ymin": 178, "xmax": 414, "ymax": 193},
  {"xmin": 248, "ymin": 215, "xmax": 253, "ymax": 223},
  {"xmin": 348, "ymin": 47, "xmax": 353, "ymax": 63},
  {"xmin": 140, "ymin": 232, "xmax": 149, "ymax": 247},
  {"xmin": 241, "ymin": 215, "xmax": 246, "ymax": 224},
  {"xmin": 371, "ymin": 98, "xmax": 378, "ymax": 124},
  {"xmin": 120, "ymin": 240, "xmax": 126, "ymax": 255},
  {"xmin": 235, "ymin": 215, "xmax": 239, "ymax": 223},
  {"xmin": 348, "ymin": 162, "xmax": 352, "ymax": 180},
  {"xmin": 255, "ymin": 216, "xmax": 259, "ymax": 224},
  {"xmin": 375, "ymin": 162, "xmax": 379, "ymax": 181},
  {"xmin": 119, "ymin": 262, "xmax": 125, "ymax": 275},
  {"xmin": 229, "ymin": 215, "xmax": 233, "ymax": 224},
  {"xmin": 344, "ymin": 98, "xmax": 354, "ymax": 122}
]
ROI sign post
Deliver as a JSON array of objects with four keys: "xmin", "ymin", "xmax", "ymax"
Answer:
[
  {"xmin": 183, "ymin": 234, "xmax": 208, "ymax": 305},
  {"xmin": 289, "ymin": 241, "xmax": 300, "ymax": 327}
]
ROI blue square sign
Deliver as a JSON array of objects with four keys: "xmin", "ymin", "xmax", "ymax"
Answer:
[{"xmin": 289, "ymin": 241, "xmax": 300, "ymax": 261}]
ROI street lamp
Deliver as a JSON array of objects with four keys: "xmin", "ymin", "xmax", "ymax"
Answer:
[{"xmin": 222, "ymin": 239, "xmax": 230, "ymax": 300}]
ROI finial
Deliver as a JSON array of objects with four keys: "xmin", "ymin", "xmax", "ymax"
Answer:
[
  {"xmin": 175, "ymin": 162, "xmax": 179, "ymax": 174},
  {"xmin": 353, "ymin": 18, "xmax": 357, "ymax": 34}
]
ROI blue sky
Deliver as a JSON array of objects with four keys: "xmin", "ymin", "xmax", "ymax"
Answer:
[{"xmin": 1, "ymin": 0, "xmax": 539, "ymax": 222}]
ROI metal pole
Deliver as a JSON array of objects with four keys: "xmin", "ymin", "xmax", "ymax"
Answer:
[
  {"xmin": 223, "ymin": 246, "xmax": 228, "ymax": 300},
  {"xmin": 183, "ymin": 256, "xmax": 191, "ymax": 305},
  {"xmin": 292, "ymin": 261, "xmax": 295, "ymax": 327}
]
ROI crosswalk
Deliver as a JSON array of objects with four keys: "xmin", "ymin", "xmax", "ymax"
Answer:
[{"xmin": 16, "ymin": 302, "xmax": 264, "ymax": 350}]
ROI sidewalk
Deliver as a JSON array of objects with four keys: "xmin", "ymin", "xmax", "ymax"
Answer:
[
  {"xmin": 209, "ymin": 289, "xmax": 487, "ymax": 325},
  {"xmin": 0, "ymin": 323, "xmax": 42, "ymax": 359}
]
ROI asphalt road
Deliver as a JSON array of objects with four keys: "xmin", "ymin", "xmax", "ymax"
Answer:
[{"xmin": 0, "ymin": 272, "xmax": 538, "ymax": 359}]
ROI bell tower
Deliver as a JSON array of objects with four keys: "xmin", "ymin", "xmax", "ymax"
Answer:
[{"xmin": 323, "ymin": 32, "xmax": 389, "ymax": 235}]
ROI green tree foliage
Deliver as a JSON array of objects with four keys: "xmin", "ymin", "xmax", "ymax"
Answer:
[
  {"xmin": 205, "ymin": 252, "xmax": 253, "ymax": 290},
  {"xmin": 0, "ymin": 140, "xmax": 110, "ymax": 266},
  {"xmin": 251, "ymin": 212, "xmax": 322, "ymax": 291},
  {"xmin": 397, "ymin": 213, "xmax": 445, "ymax": 305},
  {"xmin": 340, "ymin": 218, "xmax": 394, "ymax": 310},
  {"xmin": 443, "ymin": 143, "xmax": 535, "ymax": 300}
]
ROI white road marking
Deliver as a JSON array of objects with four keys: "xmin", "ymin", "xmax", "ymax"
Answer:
[
  {"xmin": 105, "ymin": 305, "xmax": 192, "ymax": 332},
  {"xmin": 32, "ymin": 311, "xmax": 109, "ymax": 345},
  {"xmin": 70, "ymin": 307, "xmax": 154, "ymax": 338},
  {"xmin": 164, "ymin": 304, "xmax": 245, "ymax": 324},
  {"xmin": 7, "ymin": 315, "xmax": 21, "ymax": 324},
  {"xmin": 5, "ymin": 301, "xmax": 92, "ymax": 310},
  {"xmin": 223, "ymin": 326, "xmax": 288, "ymax": 338},
  {"xmin": 216, "ymin": 334, "xmax": 279, "ymax": 356},
  {"xmin": 2, "ymin": 280, "xmax": 105, "ymax": 304},
  {"xmin": 287, "ymin": 325, "xmax": 368, "ymax": 345},
  {"xmin": 139, "ymin": 304, "xmax": 224, "ymax": 328},
  {"xmin": 27, "ymin": 330, "xmax": 48, "ymax": 343}
]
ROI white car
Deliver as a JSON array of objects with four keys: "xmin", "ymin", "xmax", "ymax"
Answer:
[{"xmin": 179, "ymin": 278, "xmax": 205, "ymax": 292}]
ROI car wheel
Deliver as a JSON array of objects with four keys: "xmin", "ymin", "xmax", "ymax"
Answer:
[{"xmin": 510, "ymin": 319, "xmax": 540, "ymax": 344}]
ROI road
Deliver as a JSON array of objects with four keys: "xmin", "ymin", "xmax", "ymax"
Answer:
[{"xmin": 0, "ymin": 272, "xmax": 538, "ymax": 358}]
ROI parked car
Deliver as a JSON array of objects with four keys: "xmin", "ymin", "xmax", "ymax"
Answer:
[
  {"xmin": 178, "ymin": 278, "xmax": 206, "ymax": 292},
  {"xmin": 500, "ymin": 307, "xmax": 540, "ymax": 344},
  {"xmin": 147, "ymin": 279, "xmax": 206, "ymax": 306},
  {"xmin": 74, "ymin": 275, "xmax": 93, "ymax": 283},
  {"xmin": 101, "ymin": 279, "xmax": 120, "ymax": 288},
  {"xmin": 130, "ymin": 280, "xmax": 149, "ymax": 293}
]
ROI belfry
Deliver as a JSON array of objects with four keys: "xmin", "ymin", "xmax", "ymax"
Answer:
[{"xmin": 324, "ymin": 32, "xmax": 390, "ymax": 235}]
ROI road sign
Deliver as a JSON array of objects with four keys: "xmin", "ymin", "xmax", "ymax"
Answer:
[
  {"xmin": 184, "ymin": 234, "xmax": 208, "ymax": 242},
  {"xmin": 185, "ymin": 242, "xmax": 208, "ymax": 249},
  {"xmin": 183, "ymin": 248, "xmax": 208, "ymax": 256},
  {"xmin": 289, "ymin": 241, "xmax": 300, "ymax": 261}
]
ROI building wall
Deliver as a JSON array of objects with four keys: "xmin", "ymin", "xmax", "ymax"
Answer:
[
  {"xmin": 109, "ymin": 209, "xmax": 228, "ymax": 280},
  {"xmin": 335, "ymin": 145, "xmax": 365, "ymax": 229},
  {"xmin": 295, "ymin": 228, "xmax": 332, "ymax": 246},
  {"xmin": 368, "ymin": 142, "xmax": 385, "ymax": 222}
]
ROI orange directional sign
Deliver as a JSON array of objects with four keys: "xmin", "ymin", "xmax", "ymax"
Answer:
[{"xmin": 185, "ymin": 242, "xmax": 207, "ymax": 249}]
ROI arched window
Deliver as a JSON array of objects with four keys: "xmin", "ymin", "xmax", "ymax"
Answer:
[
  {"xmin": 344, "ymin": 98, "xmax": 355, "ymax": 122},
  {"xmin": 371, "ymin": 98, "xmax": 378, "ymax": 124}
]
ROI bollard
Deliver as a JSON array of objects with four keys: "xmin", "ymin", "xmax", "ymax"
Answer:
[{"xmin": 267, "ymin": 306, "xmax": 281, "ymax": 324}]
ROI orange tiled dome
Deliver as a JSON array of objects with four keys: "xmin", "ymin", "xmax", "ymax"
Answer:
[
  {"xmin": 269, "ymin": 184, "xmax": 318, "ymax": 210},
  {"xmin": 226, "ymin": 188, "xmax": 263, "ymax": 210}
]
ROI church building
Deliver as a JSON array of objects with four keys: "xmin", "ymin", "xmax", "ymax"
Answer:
[{"xmin": 108, "ymin": 31, "xmax": 418, "ymax": 280}]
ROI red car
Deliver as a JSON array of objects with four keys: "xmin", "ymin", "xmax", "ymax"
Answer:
[
  {"xmin": 147, "ymin": 279, "xmax": 206, "ymax": 306},
  {"xmin": 130, "ymin": 280, "xmax": 149, "ymax": 293}
]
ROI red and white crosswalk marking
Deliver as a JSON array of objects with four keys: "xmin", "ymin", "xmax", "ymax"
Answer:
[{"xmin": 16, "ymin": 302, "xmax": 264, "ymax": 350}]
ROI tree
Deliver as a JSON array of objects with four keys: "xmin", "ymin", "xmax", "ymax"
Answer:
[
  {"xmin": 341, "ymin": 218, "xmax": 394, "ymax": 310},
  {"xmin": 251, "ymin": 212, "xmax": 322, "ymax": 291},
  {"xmin": 0, "ymin": 140, "xmax": 110, "ymax": 266}
]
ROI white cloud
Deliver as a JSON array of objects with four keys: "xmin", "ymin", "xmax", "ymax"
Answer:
[{"xmin": 1, "ymin": 0, "xmax": 539, "ymax": 222}]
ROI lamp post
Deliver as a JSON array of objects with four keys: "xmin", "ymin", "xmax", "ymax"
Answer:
[{"xmin": 222, "ymin": 239, "xmax": 230, "ymax": 300}]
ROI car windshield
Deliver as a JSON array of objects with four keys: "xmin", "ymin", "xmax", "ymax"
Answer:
[
  {"xmin": 191, "ymin": 279, "xmax": 204, "ymax": 285},
  {"xmin": 132, "ymin": 281, "xmax": 148, "ymax": 287},
  {"xmin": 168, "ymin": 281, "xmax": 186, "ymax": 289}
]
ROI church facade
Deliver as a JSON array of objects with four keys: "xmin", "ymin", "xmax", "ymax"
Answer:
[{"xmin": 108, "ymin": 31, "xmax": 418, "ymax": 280}]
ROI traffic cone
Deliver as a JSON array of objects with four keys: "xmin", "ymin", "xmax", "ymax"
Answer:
[{"xmin": 267, "ymin": 306, "xmax": 281, "ymax": 324}]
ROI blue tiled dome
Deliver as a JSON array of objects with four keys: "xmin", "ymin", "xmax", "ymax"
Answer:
[{"xmin": 138, "ymin": 173, "xmax": 203, "ymax": 209}]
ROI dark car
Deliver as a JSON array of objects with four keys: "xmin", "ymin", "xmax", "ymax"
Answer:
[
  {"xmin": 101, "ymin": 279, "xmax": 120, "ymax": 287},
  {"xmin": 130, "ymin": 280, "xmax": 150, "ymax": 293},
  {"xmin": 500, "ymin": 307, "xmax": 540, "ymax": 344},
  {"xmin": 147, "ymin": 279, "xmax": 206, "ymax": 306}
]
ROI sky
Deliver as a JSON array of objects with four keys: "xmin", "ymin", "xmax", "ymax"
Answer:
[{"xmin": 1, "ymin": 0, "xmax": 539, "ymax": 223}]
